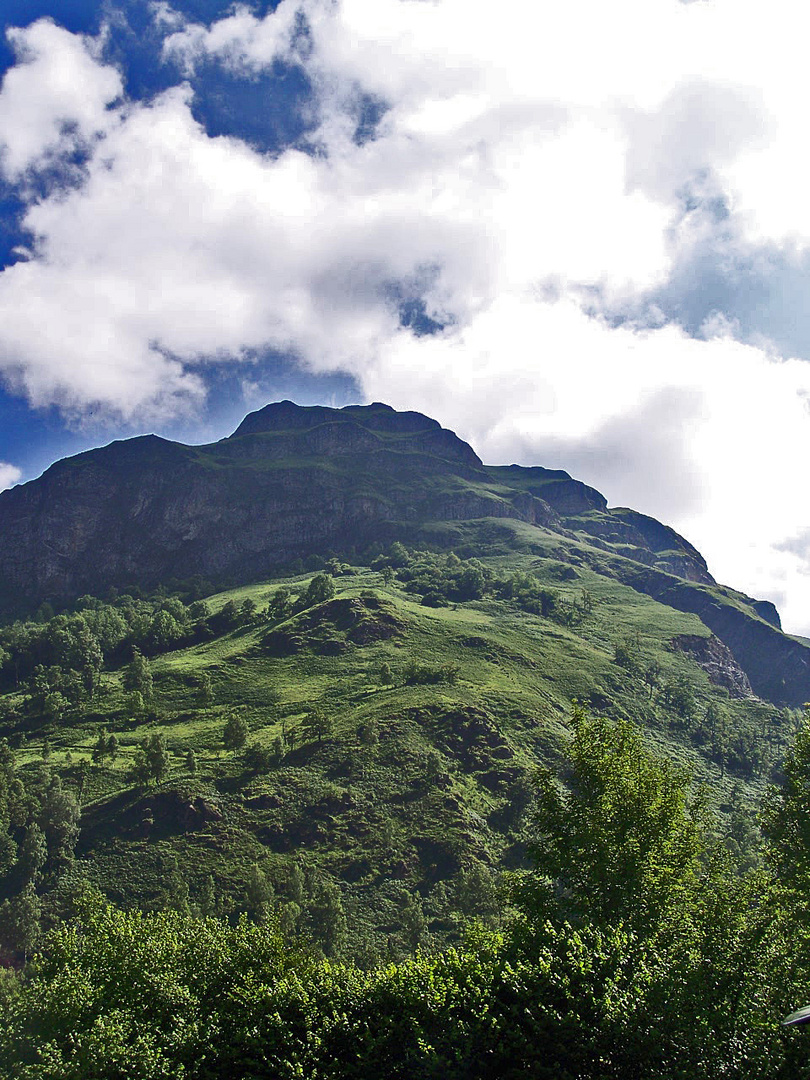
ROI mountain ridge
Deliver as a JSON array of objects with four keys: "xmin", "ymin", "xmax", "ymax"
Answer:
[{"xmin": 0, "ymin": 399, "xmax": 807, "ymax": 704}]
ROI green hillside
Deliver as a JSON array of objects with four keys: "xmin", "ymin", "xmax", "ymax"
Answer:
[
  {"xmin": 3, "ymin": 405, "xmax": 810, "ymax": 1077},
  {"xmin": 0, "ymin": 527, "xmax": 795, "ymax": 960}
]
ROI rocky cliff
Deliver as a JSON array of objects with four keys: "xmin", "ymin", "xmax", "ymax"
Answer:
[{"xmin": 0, "ymin": 402, "xmax": 546, "ymax": 607}]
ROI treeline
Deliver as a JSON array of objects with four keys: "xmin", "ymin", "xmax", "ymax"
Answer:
[
  {"xmin": 0, "ymin": 575, "xmax": 341, "ymax": 726},
  {"xmin": 3, "ymin": 709, "xmax": 810, "ymax": 1077},
  {"xmin": 375, "ymin": 545, "xmax": 587, "ymax": 624},
  {"xmin": 0, "ymin": 739, "xmax": 80, "ymax": 962}
]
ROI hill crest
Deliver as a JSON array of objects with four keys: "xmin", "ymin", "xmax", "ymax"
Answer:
[{"xmin": 0, "ymin": 400, "xmax": 808, "ymax": 703}]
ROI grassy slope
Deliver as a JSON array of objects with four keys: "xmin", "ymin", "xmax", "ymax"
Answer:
[{"xmin": 1, "ymin": 520, "xmax": 794, "ymax": 956}]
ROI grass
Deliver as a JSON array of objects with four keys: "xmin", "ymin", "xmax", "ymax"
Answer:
[{"xmin": 0, "ymin": 541, "xmax": 798, "ymax": 957}]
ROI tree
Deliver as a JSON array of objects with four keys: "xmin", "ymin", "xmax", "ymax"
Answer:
[
  {"xmin": 145, "ymin": 610, "xmax": 183, "ymax": 654},
  {"xmin": 523, "ymin": 706, "xmax": 708, "ymax": 936},
  {"xmin": 267, "ymin": 587, "xmax": 292, "ymax": 620},
  {"xmin": 92, "ymin": 729, "xmax": 111, "ymax": 765},
  {"xmin": 0, "ymin": 804, "xmax": 16, "ymax": 878},
  {"xmin": 0, "ymin": 883, "xmax": 40, "ymax": 961},
  {"xmin": 763, "ymin": 720, "xmax": 810, "ymax": 902},
  {"xmin": 399, "ymin": 892, "xmax": 429, "ymax": 951},
  {"xmin": 388, "ymin": 542, "xmax": 410, "ymax": 568},
  {"xmin": 129, "ymin": 750, "xmax": 151, "ymax": 787},
  {"xmin": 126, "ymin": 690, "xmax": 145, "ymax": 716},
  {"xmin": 306, "ymin": 878, "xmax": 346, "ymax": 957},
  {"xmin": 378, "ymin": 661, "xmax": 394, "ymax": 686},
  {"xmin": 240, "ymin": 599, "xmax": 257, "ymax": 622},
  {"xmin": 215, "ymin": 600, "xmax": 239, "ymax": 630},
  {"xmin": 143, "ymin": 734, "xmax": 170, "ymax": 783},
  {"xmin": 129, "ymin": 734, "xmax": 170, "ymax": 786},
  {"xmin": 223, "ymin": 714, "xmax": 249, "ymax": 751},
  {"xmin": 613, "ymin": 636, "xmax": 641, "ymax": 674},
  {"xmin": 643, "ymin": 660, "xmax": 661, "ymax": 698},
  {"xmin": 454, "ymin": 863, "xmax": 499, "ymax": 924},
  {"xmin": 39, "ymin": 777, "xmax": 80, "ymax": 872},
  {"xmin": 245, "ymin": 864, "xmax": 274, "ymax": 923},
  {"xmin": 197, "ymin": 873, "xmax": 217, "ymax": 917},
  {"xmin": 185, "ymin": 748, "xmax": 197, "ymax": 774},
  {"xmin": 286, "ymin": 863, "xmax": 305, "ymax": 905},
  {"xmin": 661, "ymin": 675, "xmax": 696, "ymax": 721},
  {"xmin": 164, "ymin": 867, "xmax": 191, "ymax": 916},
  {"xmin": 17, "ymin": 823, "xmax": 47, "ymax": 884},
  {"xmin": 122, "ymin": 649, "xmax": 153, "ymax": 703},
  {"xmin": 75, "ymin": 760, "xmax": 91, "ymax": 804},
  {"xmin": 197, "ymin": 672, "xmax": 213, "ymax": 706},
  {"xmin": 279, "ymin": 900, "xmax": 302, "ymax": 939},
  {"xmin": 188, "ymin": 600, "xmax": 211, "ymax": 621},
  {"xmin": 380, "ymin": 565, "xmax": 394, "ymax": 586},
  {"xmin": 457, "ymin": 564, "xmax": 485, "ymax": 600},
  {"xmin": 303, "ymin": 708, "xmax": 332, "ymax": 746},
  {"xmin": 503, "ymin": 773, "xmax": 534, "ymax": 829},
  {"xmin": 42, "ymin": 690, "xmax": 68, "ymax": 722},
  {"xmin": 243, "ymin": 741, "xmax": 273, "ymax": 773},
  {"xmin": 300, "ymin": 574, "xmax": 335, "ymax": 608}
]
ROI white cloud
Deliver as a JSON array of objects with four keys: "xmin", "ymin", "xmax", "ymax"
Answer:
[
  {"xmin": 3, "ymin": 1, "xmax": 810, "ymax": 630},
  {"xmin": 162, "ymin": 2, "xmax": 305, "ymax": 76},
  {"xmin": 0, "ymin": 462, "xmax": 21, "ymax": 491},
  {"xmin": 358, "ymin": 296, "xmax": 810, "ymax": 631},
  {"xmin": 0, "ymin": 19, "xmax": 121, "ymax": 179}
]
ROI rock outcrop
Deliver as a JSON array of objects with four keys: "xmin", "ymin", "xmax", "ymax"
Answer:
[{"xmin": 669, "ymin": 634, "xmax": 753, "ymax": 698}]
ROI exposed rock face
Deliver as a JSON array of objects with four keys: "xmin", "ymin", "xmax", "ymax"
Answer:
[
  {"xmin": 1, "ymin": 399, "xmax": 808, "ymax": 705},
  {"xmin": 553, "ymin": 506, "xmax": 712, "ymax": 585},
  {"xmin": 0, "ymin": 402, "xmax": 525, "ymax": 606},
  {"xmin": 611, "ymin": 563, "xmax": 808, "ymax": 705},
  {"xmin": 752, "ymin": 600, "xmax": 781, "ymax": 630},
  {"xmin": 669, "ymin": 634, "xmax": 753, "ymax": 698}
]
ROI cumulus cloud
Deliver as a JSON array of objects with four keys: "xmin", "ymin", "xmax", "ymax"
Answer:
[
  {"xmin": 0, "ymin": 462, "xmax": 21, "ymax": 491},
  {"xmin": 624, "ymin": 80, "xmax": 771, "ymax": 205},
  {"xmin": 162, "ymin": 3, "xmax": 305, "ymax": 76},
  {"xmin": 0, "ymin": 19, "xmax": 121, "ymax": 179},
  {"xmin": 2, "ymin": 1, "xmax": 810, "ymax": 628},
  {"xmin": 358, "ymin": 296, "xmax": 810, "ymax": 630}
]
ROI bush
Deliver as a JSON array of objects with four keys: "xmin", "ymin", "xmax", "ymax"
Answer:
[{"xmin": 403, "ymin": 660, "xmax": 460, "ymax": 686}]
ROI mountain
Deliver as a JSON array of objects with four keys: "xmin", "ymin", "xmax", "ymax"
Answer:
[
  {"xmin": 0, "ymin": 400, "xmax": 807, "ymax": 705},
  {"xmin": 2, "ymin": 402, "xmax": 809, "ymax": 1075},
  {"xmin": 1, "ymin": 401, "xmax": 808, "ymax": 963},
  {"xmin": 0, "ymin": 400, "xmax": 567, "ymax": 605}
]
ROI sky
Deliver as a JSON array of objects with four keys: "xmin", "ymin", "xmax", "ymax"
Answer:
[{"xmin": 2, "ymin": 2, "xmax": 810, "ymax": 631}]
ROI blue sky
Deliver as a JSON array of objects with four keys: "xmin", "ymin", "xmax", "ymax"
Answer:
[
  {"xmin": 2, "ymin": 0, "xmax": 810, "ymax": 630},
  {"xmin": 0, "ymin": 0, "xmax": 360, "ymax": 479}
]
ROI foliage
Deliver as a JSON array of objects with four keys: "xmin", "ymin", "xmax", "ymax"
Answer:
[
  {"xmin": 222, "ymin": 713, "xmax": 249, "ymax": 751},
  {"xmin": 129, "ymin": 734, "xmax": 170, "ymax": 786},
  {"xmin": 0, "ymin": 548, "xmax": 798, "ymax": 982},
  {"xmin": 299, "ymin": 574, "xmax": 336, "ymax": 609},
  {"xmin": 524, "ymin": 706, "xmax": 709, "ymax": 936}
]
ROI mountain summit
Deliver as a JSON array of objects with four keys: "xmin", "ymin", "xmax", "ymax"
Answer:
[{"xmin": 0, "ymin": 401, "xmax": 807, "ymax": 703}]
